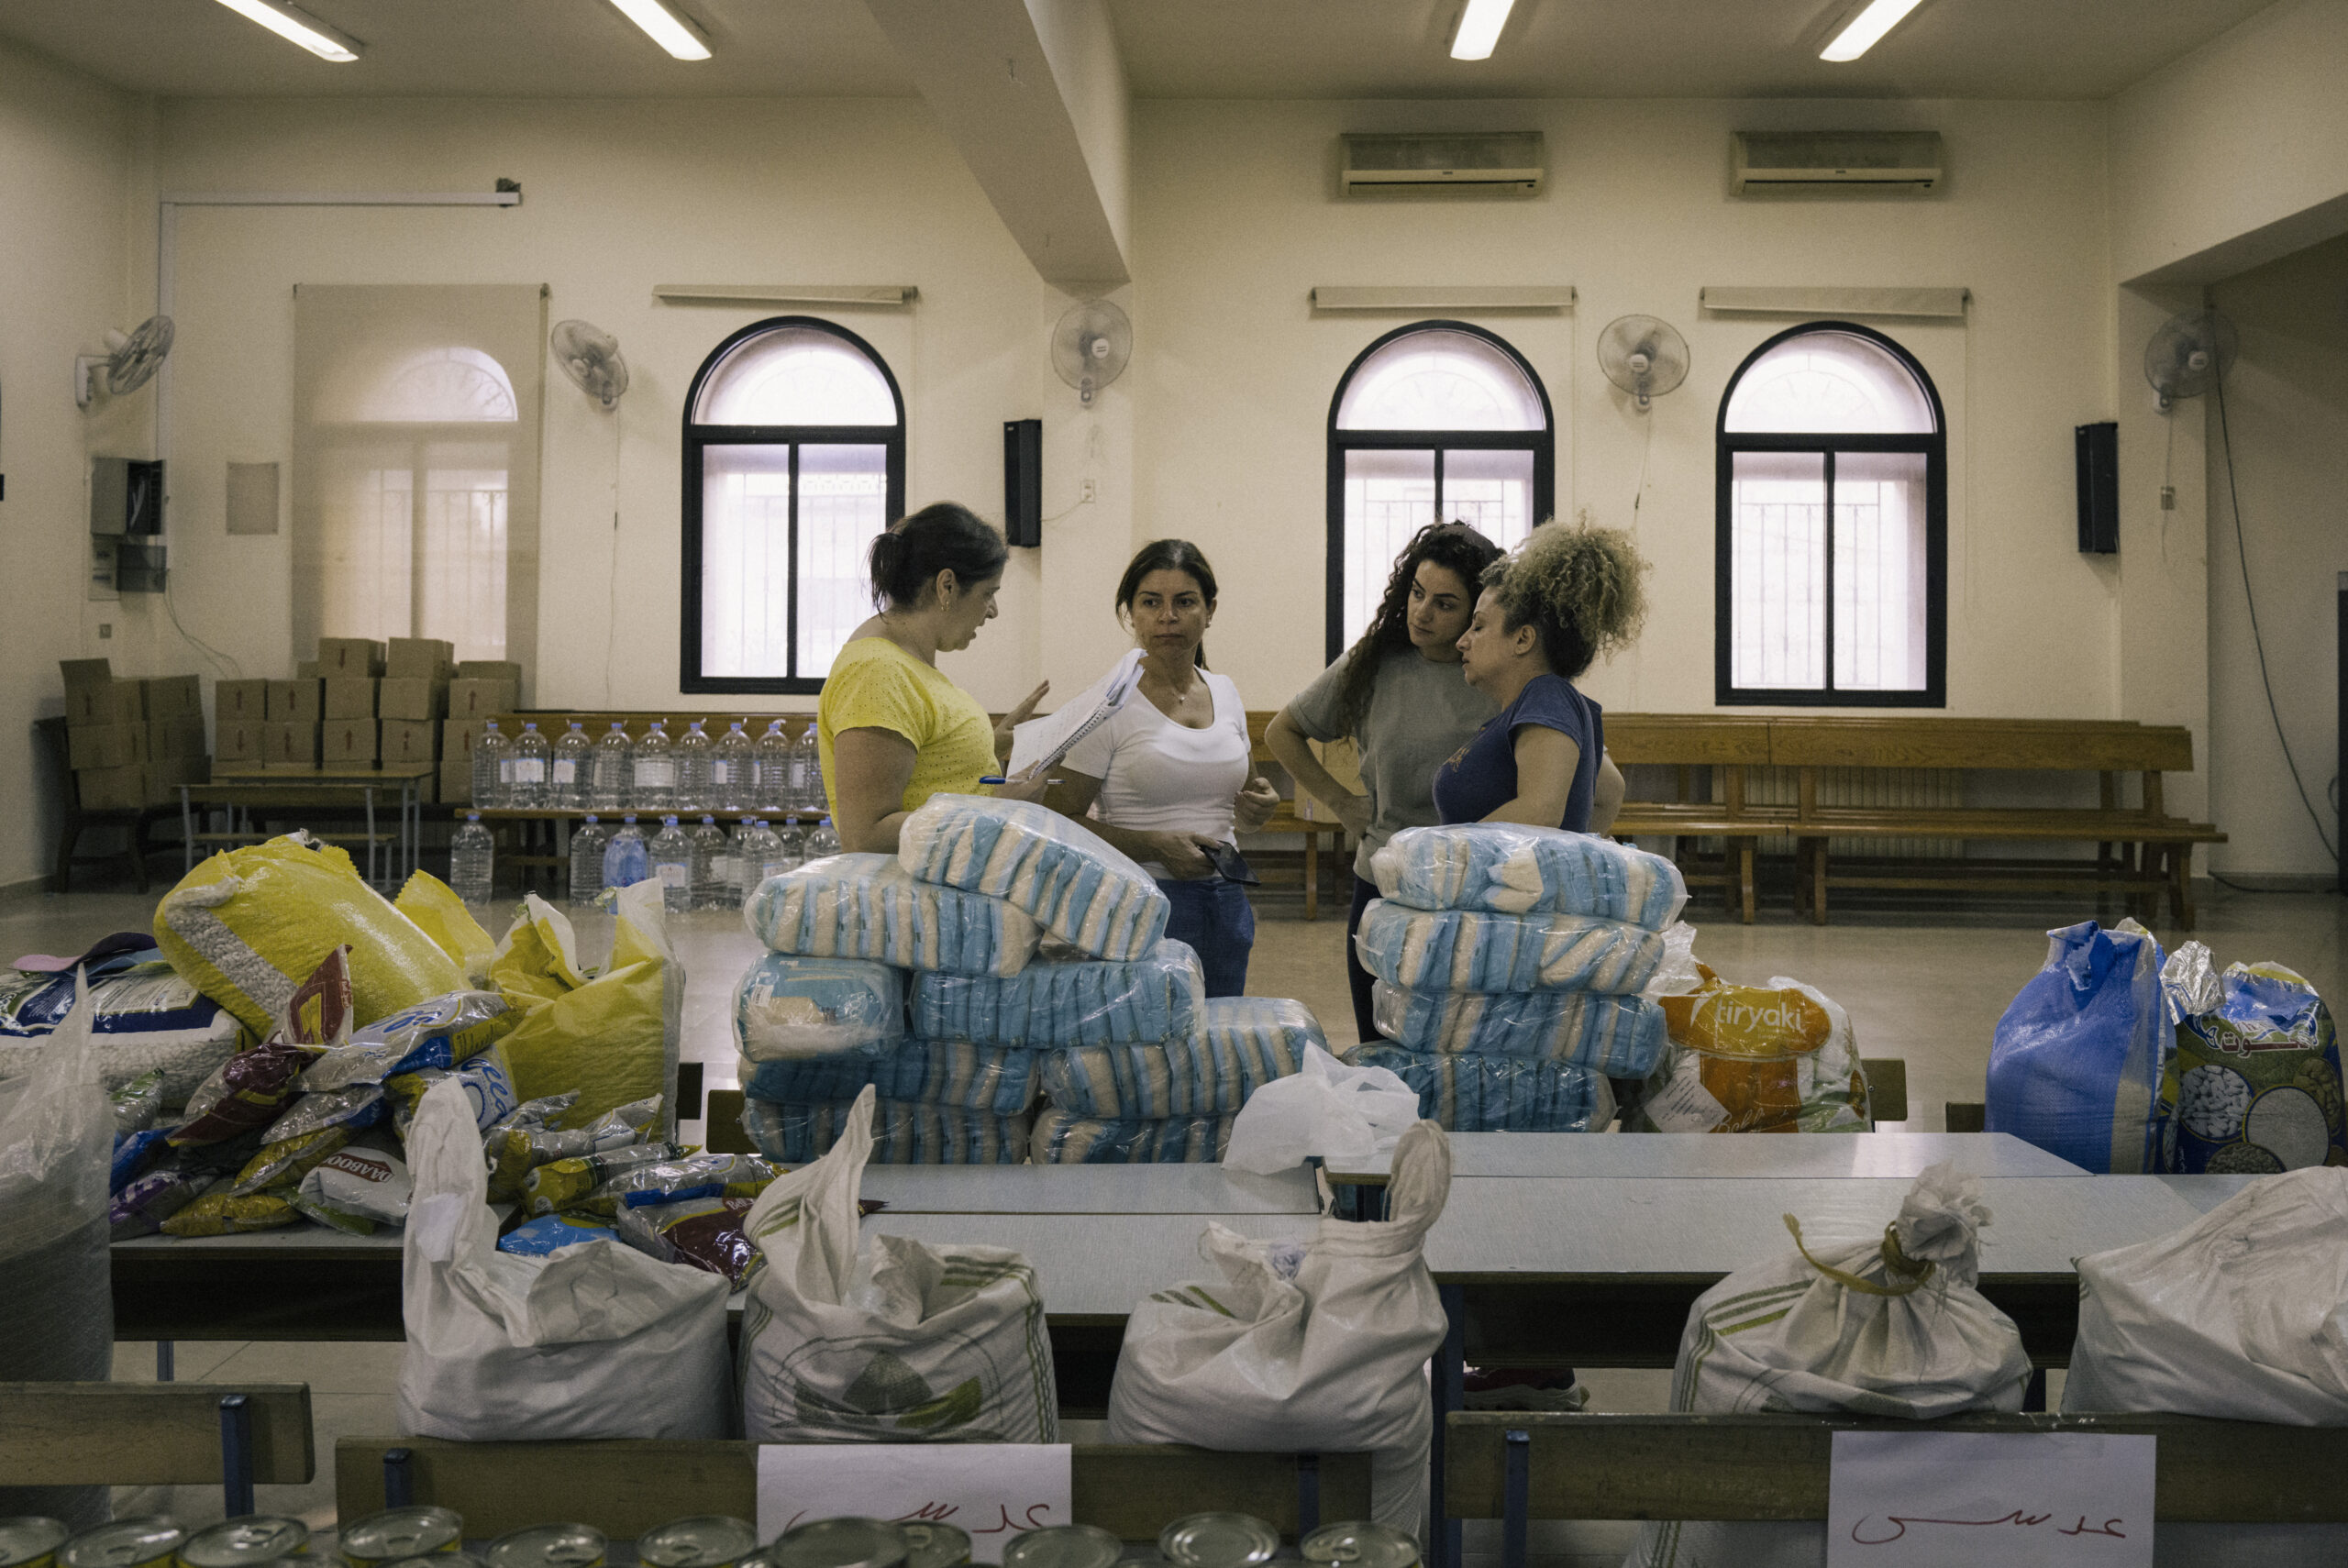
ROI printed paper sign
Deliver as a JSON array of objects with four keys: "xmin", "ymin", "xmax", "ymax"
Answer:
[
  {"xmin": 758, "ymin": 1443, "xmax": 1074, "ymax": 1565},
  {"xmin": 1827, "ymin": 1431, "xmax": 2155, "ymax": 1568}
]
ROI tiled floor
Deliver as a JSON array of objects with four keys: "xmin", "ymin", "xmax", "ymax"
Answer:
[{"xmin": 20, "ymin": 875, "xmax": 2343, "ymax": 1551}]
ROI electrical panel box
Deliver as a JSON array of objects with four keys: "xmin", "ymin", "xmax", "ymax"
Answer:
[{"xmin": 92, "ymin": 457, "xmax": 164, "ymax": 536}]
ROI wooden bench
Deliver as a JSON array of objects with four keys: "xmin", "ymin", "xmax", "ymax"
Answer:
[
  {"xmin": 0, "ymin": 1381, "xmax": 315, "ymax": 1516},
  {"xmin": 338, "ymin": 1438, "xmax": 1371, "ymax": 1541},
  {"xmin": 1606, "ymin": 715, "xmax": 1787, "ymax": 923},
  {"xmin": 1245, "ymin": 712, "xmax": 1352, "ymax": 921}
]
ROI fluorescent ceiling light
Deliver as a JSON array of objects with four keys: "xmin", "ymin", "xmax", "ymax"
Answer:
[
  {"xmin": 1449, "ymin": 0, "xmax": 1516, "ymax": 61},
  {"xmin": 608, "ymin": 0, "xmax": 714, "ymax": 60},
  {"xmin": 1820, "ymin": 0, "xmax": 1926, "ymax": 61},
  {"xmin": 210, "ymin": 0, "xmax": 361, "ymax": 61}
]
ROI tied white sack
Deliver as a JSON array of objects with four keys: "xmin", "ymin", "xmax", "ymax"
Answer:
[
  {"xmin": 1107, "ymin": 1120, "xmax": 1453, "ymax": 1534},
  {"xmin": 394, "ymin": 1077, "xmax": 732, "ymax": 1441},
  {"xmin": 1223, "ymin": 1042, "xmax": 1422, "ymax": 1176},
  {"xmin": 1627, "ymin": 1165, "xmax": 2032, "ymax": 1568},
  {"xmin": 740, "ymin": 1085, "xmax": 1059, "ymax": 1442}
]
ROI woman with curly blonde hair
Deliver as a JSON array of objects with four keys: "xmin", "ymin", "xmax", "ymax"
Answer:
[{"xmin": 1434, "ymin": 515, "xmax": 1648, "ymax": 834}]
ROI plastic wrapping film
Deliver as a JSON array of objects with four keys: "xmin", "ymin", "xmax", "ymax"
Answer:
[
  {"xmin": 732, "ymin": 953, "xmax": 908, "ymax": 1062},
  {"xmin": 1029, "ymin": 1107, "xmax": 1234, "ymax": 1165},
  {"xmin": 0, "ymin": 960, "xmax": 249, "ymax": 1106},
  {"xmin": 741, "ymin": 1096, "xmax": 1033, "ymax": 1165},
  {"xmin": 2156, "ymin": 955, "xmax": 2344, "ymax": 1174},
  {"xmin": 570, "ymin": 1151, "xmax": 781, "ymax": 1218},
  {"xmin": 1355, "ymin": 899, "xmax": 1689, "ymax": 995},
  {"xmin": 1034, "ymin": 996, "xmax": 1322, "ymax": 1118},
  {"xmin": 1345, "ymin": 1044, "xmax": 1614, "ymax": 1132},
  {"xmin": 909, "ymin": 939, "xmax": 1205, "ymax": 1048},
  {"xmin": 741, "ymin": 1040, "xmax": 1042, "ymax": 1117},
  {"xmin": 746, "ymin": 853, "xmax": 1041, "ymax": 978},
  {"xmin": 1628, "ymin": 966, "xmax": 1871, "ymax": 1134},
  {"xmin": 1369, "ymin": 979, "xmax": 1667, "ymax": 1077},
  {"xmin": 1369, "ymin": 823, "xmax": 1689, "ymax": 930},
  {"xmin": 899, "ymin": 793, "xmax": 1169, "ymax": 962}
]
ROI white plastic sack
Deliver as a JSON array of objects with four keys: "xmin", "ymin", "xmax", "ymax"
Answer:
[
  {"xmin": 1628, "ymin": 1165, "xmax": 2032, "ymax": 1568},
  {"xmin": 1106, "ymin": 1120, "xmax": 1454, "ymax": 1533},
  {"xmin": 395, "ymin": 1077, "xmax": 732, "ymax": 1441},
  {"xmin": 1223, "ymin": 1042, "xmax": 1423, "ymax": 1175},
  {"xmin": 739, "ymin": 1087, "xmax": 1059, "ymax": 1441}
]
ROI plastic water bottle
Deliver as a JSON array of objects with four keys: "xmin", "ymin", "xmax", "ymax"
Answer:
[
  {"xmin": 677, "ymin": 721, "xmax": 715, "ymax": 812},
  {"xmin": 731, "ymin": 817, "xmax": 774, "ymax": 902},
  {"xmin": 632, "ymin": 721, "xmax": 677, "ymax": 812},
  {"xmin": 471, "ymin": 720, "xmax": 511, "ymax": 809},
  {"xmin": 510, "ymin": 722, "xmax": 551, "ymax": 809},
  {"xmin": 791, "ymin": 721, "xmax": 825, "ymax": 811},
  {"xmin": 806, "ymin": 816, "xmax": 841, "ymax": 859},
  {"xmin": 756, "ymin": 720, "xmax": 792, "ymax": 811},
  {"xmin": 649, "ymin": 815, "xmax": 692, "ymax": 914},
  {"xmin": 714, "ymin": 721, "xmax": 756, "ymax": 812},
  {"xmin": 604, "ymin": 814, "xmax": 649, "ymax": 889},
  {"xmin": 450, "ymin": 812, "xmax": 495, "ymax": 904},
  {"xmin": 775, "ymin": 821, "xmax": 807, "ymax": 870},
  {"xmin": 590, "ymin": 722, "xmax": 632, "ymax": 811},
  {"xmin": 551, "ymin": 722, "xmax": 592, "ymax": 810},
  {"xmin": 569, "ymin": 814, "xmax": 613, "ymax": 904},
  {"xmin": 689, "ymin": 816, "xmax": 730, "ymax": 910}
]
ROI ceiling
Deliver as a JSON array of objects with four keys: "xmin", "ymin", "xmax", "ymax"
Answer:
[{"xmin": 0, "ymin": 0, "xmax": 2277, "ymax": 101}]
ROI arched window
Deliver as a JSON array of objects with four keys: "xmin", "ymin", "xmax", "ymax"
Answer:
[
  {"xmin": 1716, "ymin": 322, "xmax": 1946, "ymax": 705},
  {"xmin": 1326, "ymin": 323, "xmax": 1554, "ymax": 661},
  {"xmin": 682, "ymin": 317, "xmax": 906, "ymax": 693}
]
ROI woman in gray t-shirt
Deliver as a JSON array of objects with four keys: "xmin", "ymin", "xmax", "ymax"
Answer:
[{"xmin": 1268, "ymin": 523, "xmax": 1502, "ymax": 1041}]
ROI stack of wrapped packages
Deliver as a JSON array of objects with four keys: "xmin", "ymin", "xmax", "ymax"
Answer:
[
  {"xmin": 1346, "ymin": 823, "xmax": 1692, "ymax": 1132},
  {"xmin": 737, "ymin": 794, "xmax": 1322, "ymax": 1165}
]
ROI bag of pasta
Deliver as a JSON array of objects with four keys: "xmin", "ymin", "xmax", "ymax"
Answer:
[{"xmin": 1627, "ymin": 965, "xmax": 1870, "ymax": 1134}]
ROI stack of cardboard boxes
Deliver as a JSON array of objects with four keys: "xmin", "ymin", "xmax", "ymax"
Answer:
[
  {"xmin": 211, "ymin": 637, "xmax": 509, "ymax": 803},
  {"xmin": 441, "ymin": 658, "xmax": 522, "ymax": 804},
  {"xmin": 61, "ymin": 659, "xmax": 211, "ymax": 811}
]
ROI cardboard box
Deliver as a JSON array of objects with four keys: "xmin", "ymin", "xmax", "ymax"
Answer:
[
  {"xmin": 61, "ymin": 657, "xmax": 114, "ymax": 700},
  {"xmin": 387, "ymin": 637, "xmax": 456, "ymax": 680},
  {"xmin": 67, "ymin": 723, "xmax": 143, "ymax": 770},
  {"xmin": 66, "ymin": 679, "xmax": 138, "ymax": 727},
  {"xmin": 216, "ymin": 719, "xmax": 266, "ymax": 766},
  {"xmin": 439, "ymin": 756, "xmax": 474, "ymax": 805},
  {"xmin": 317, "ymin": 637, "xmax": 387, "ymax": 678},
  {"xmin": 267, "ymin": 679, "xmax": 322, "ymax": 723},
  {"xmin": 381, "ymin": 719, "xmax": 441, "ymax": 768},
  {"xmin": 323, "ymin": 677, "xmax": 378, "ymax": 720},
  {"xmin": 446, "ymin": 679, "xmax": 518, "ymax": 722},
  {"xmin": 263, "ymin": 721, "xmax": 319, "ymax": 770},
  {"xmin": 322, "ymin": 719, "xmax": 379, "ymax": 766},
  {"xmin": 140, "ymin": 675, "xmax": 203, "ymax": 719},
  {"xmin": 76, "ymin": 764, "xmax": 147, "ymax": 812},
  {"xmin": 216, "ymin": 679, "xmax": 270, "ymax": 723},
  {"xmin": 145, "ymin": 756, "xmax": 209, "ymax": 807},
  {"xmin": 295, "ymin": 660, "xmax": 321, "ymax": 680},
  {"xmin": 456, "ymin": 659, "xmax": 523, "ymax": 684},
  {"xmin": 147, "ymin": 717, "xmax": 208, "ymax": 759},
  {"xmin": 378, "ymin": 677, "xmax": 448, "ymax": 723}
]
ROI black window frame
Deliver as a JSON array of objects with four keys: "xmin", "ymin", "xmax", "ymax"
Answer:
[
  {"xmin": 680, "ymin": 315, "xmax": 908, "ymax": 696},
  {"xmin": 1324, "ymin": 320, "xmax": 1556, "ymax": 665},
  {"xmin": 1713, "ymin": 319, "xmax": 1948, "ymax": 709}
]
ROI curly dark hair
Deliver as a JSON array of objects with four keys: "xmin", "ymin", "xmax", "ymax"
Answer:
[
  {"xmin": 1330, "ymin": 522, "xmax": 1503, "ymax": 734},
  {"xmin": 1482, "ymin": 516, "xmax": 1648, "ymax": 679}
]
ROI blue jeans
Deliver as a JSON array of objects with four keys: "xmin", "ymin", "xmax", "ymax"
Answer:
[{"xmin": 1157, "ymin": 875, "xmax": 1257, "ymax": 998}]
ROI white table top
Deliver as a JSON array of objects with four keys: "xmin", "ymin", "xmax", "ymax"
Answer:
[
  {"xmin": 859, "ymin": 1164, "xmax": 1321, "ymax": 1214},
  {"xmin": 1324, "ymin": 1132, "xmax": 2090, "ymax": 1183},
  {"xmin": 2154, "ymin": 1173, "xmax": 2260, "ymax": 1214}
]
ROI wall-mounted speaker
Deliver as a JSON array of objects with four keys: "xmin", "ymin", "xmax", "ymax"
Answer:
[
  {"xmin": 1003, "ymin": 418, "xmax": 1042, "ymax": 547},
  {"xmin": 2076, "ymin": 421, "xmax": 2119, "ymax": 554}
]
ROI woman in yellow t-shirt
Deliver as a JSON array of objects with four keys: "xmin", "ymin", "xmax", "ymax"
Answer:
[{"xmin": 820, "ymin": 502, "xmax": 1049, "ymax": 854}]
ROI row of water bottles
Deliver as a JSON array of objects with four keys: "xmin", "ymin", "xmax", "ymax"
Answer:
[
  {"xmin": 570, "ymin": 812, "xmax": 841, "ymax": 911},
  {"xmin": 470, "ymin": 716, "xmax": 824, "ymax": 813}
]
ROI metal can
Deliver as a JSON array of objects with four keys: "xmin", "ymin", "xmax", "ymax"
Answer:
[
  {"xmin": 636, "ymin": 1519, "xmax": 759, "ymax": 1568},
  {"xmin": 0, "ymin": 1519, "xmax": 71, "ymax": 1568},
  {"xmin": 181, "ymin": 1518, "xmax": 311, "ymax": 1568},
  {"xmin": 767, "ymin": 1519, "xmax": 904, "ymax": 1568},
  {"xmin": 1298, "ymin": 1523, "xmax": 1419, "ymax": 1568},
  {"xmin": 375, "ymin": 1555, "xmax": 488, "ymax": 1568},
  {"xmin": 338, "ymin": 1509, "xmax": 465, "ymax": 1568},
  {"xmin": 893, "ymin": 1525, "xmax": 970, "ymax": 1568},
  {"xmin": 1157, "ymin": 1516, "xmax": 1277, "ymax": 1568},
  {"xmin": 482, "ymin": 1528, "xmax": 604, "ymax": 1568},
  {"xmin": 61, "ymin": 1520, "xmax": 186, "ymax": 1568},
  {"xmin": 998, "ymin": 1526, "xmax": 1120, "ymax": 1568}
]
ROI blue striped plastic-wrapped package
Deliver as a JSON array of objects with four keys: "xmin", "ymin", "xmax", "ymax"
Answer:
[
  {"xmin": 910, "ymin": 940, "xmax": 1206, "ymax": 1047},
  {"xmin": 732, "ymin": 953, "xmax": 908, "ymax": 1063},
  {"xmin": 1368, "ymin": 979, "xmax": 1667, "ymax": 1077},
  {"xmin": 899, "ymin": 794, "xmax": 1169, "ymax": 962},
  {"xmin": 744, "ymin": 853, "xmax": 1040, "ymax": 977},
  {"xmin": 1354, "ymin": 899, "xmax": 1688, "ymax": 995},
  {"xmin": 1345, "ymin": 1043, "xmax": 1614, "ymax": 1132},
  {"xmin": 1370, "ymin": 823, "xmax": 1688, "ymax": 930},
  {"xmin": 739, "ymin": 1039, "xmax": 1041, "ymax": 1118}
]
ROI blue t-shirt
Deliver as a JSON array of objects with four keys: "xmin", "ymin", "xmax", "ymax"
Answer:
[{"xmin": 1430, "ymin": 673, "xmax": 1604, "ymax": 832}]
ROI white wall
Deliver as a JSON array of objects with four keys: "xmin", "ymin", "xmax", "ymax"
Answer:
[{"xmin": 0, "ymin": 39, "xmax": 137, "ymax": 890}]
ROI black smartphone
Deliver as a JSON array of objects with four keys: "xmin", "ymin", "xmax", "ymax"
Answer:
[{"xmin": 1202, "ymin": 841, "xmax": 1260, "ymax": 886}]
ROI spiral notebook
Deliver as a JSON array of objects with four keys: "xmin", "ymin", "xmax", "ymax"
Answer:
[{"xmin": 1006, "ymin": 650, "xmax": 1144, "ymax": 778}]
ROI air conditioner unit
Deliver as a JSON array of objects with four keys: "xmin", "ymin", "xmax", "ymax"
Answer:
[
  {"xmin": 1733, "ymin": 131, "xmax": 1943, "ymax": 194},
  {"xmin": 1341, "ymin": 132, "xmax": 1544, "ymax": 196}
]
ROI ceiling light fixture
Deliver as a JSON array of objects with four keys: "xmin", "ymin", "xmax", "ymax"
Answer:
[
  {"xmin": 607, "ymin": 0, "xmax": 714, "ymax": 61},
  {"xmin": 1820, "ymin": 0, "xmax": 1926, "ymax": 61},
  {"xmin": 1449, "ymin": 0, "xmax": 1517, "ymax": 61},
  {"xmin": 210, "ymin": 0, "xmax": 362, "ymax": 61}
]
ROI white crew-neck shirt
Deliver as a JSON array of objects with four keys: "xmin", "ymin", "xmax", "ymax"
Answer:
[{"xmin": 1063, "ymin": 668, "xmax": 1250, "ymax": 878}]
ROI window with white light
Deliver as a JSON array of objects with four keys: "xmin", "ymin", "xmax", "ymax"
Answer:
[
  {"xmin": 682, "ymin": 318, "xmax": 906, "ymax": 693},
  {"xmin": 1716, "ymin": 322, "xmax": 1946, "ymax": 706},
  {"xmin": 1326, "ymin": 323, "xmax": 1554, "ymax": 662}
]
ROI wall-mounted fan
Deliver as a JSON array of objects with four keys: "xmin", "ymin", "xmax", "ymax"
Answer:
[
  {"xmin": 1597, "ymin": 314, "xmax": 1689, "ymax": 412},
  {"xmin": 74, "ymin": 315, "xmax": 174, "ymax": 409},
  {"xmin": 2144, "ymin": 308, "xmax": 2237, "ymax": 412},
  {"xmin": 1052, "ymin": 300, "xmax": 1131, "ymax": 405},
  {"xmin": 552, "ymin": 318, "xmax": 630, "ymax": 410}
]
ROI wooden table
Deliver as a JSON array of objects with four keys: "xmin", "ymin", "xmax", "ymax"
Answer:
[{"xmin": 181, "ymin": 766, "xmax": 434, "ymax": 887}]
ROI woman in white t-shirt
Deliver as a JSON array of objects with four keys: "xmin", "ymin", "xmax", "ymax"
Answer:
[{"xmin": 1047, "ymin": 540, "xmax": 1281, "ymax": 996}]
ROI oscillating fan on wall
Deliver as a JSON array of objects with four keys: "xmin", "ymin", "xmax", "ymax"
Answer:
[
  {"xmin": 552, "ymin": 318, "xmax": 630, "ymax": 410},
  {"xmin": 1596, "ymin": 314, "xmax": 1689, "ymax": 412},
  {"xmin": 74, "ymin": 315, "xmax": 175, "ymax": 409},
  {"xmin": 1051, "ymin": 300, "xmax": 1132, "ymax": 405},
  {"xmin": 2144, "ymin": 308, "xmax": 2237, "ymax": 412}
]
